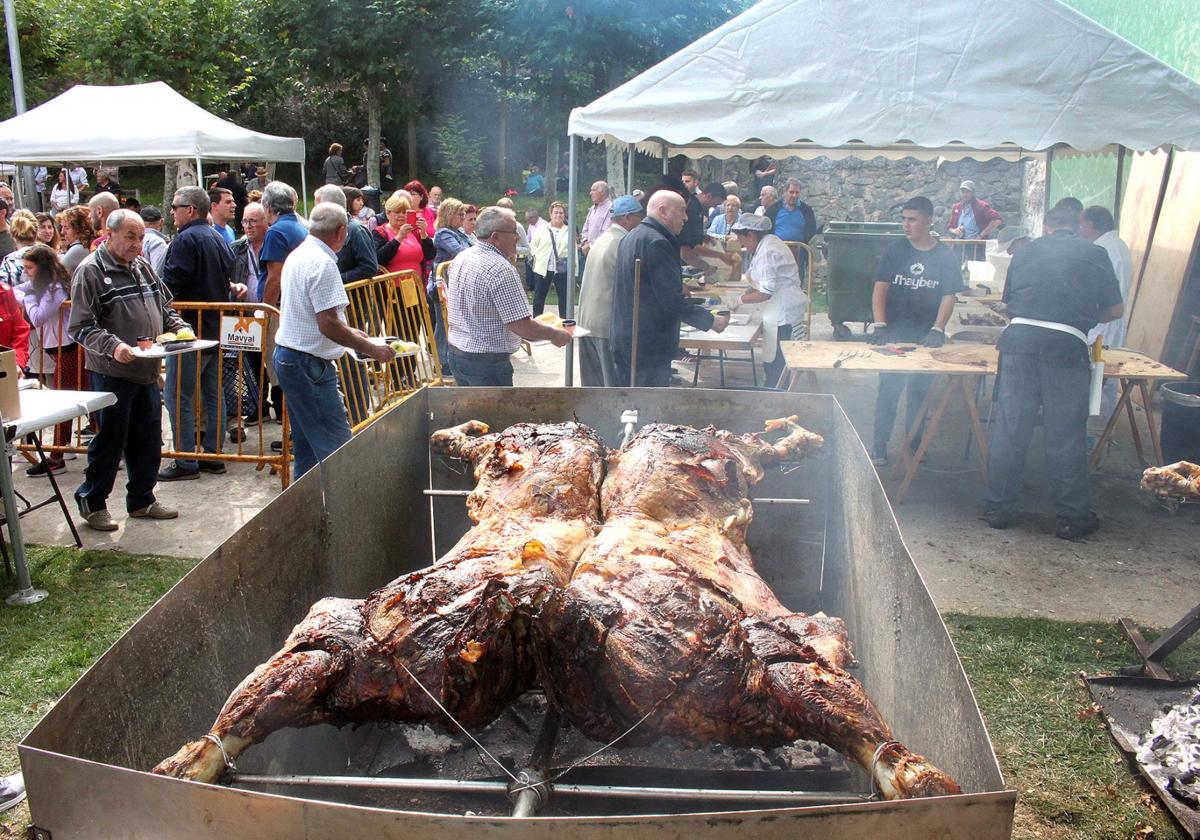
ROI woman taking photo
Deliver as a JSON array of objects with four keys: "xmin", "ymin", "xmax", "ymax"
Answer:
[
  {"xmin": 57, "ymin": 206, "xmax": 94, "ymax": 277},
  {"xmin": 17, "ymin": 244, "xmax": 73, "ymax": 475},
  {"xmin": 372, "ymin": 193, "xmax": 434, "ymax": 280},
  {"xmin": 403, "ymin": 180, "xmax": 438, "ymax": 231},
  {"xmin": 529, "ymin": 201, "xmax": 570, "ymax": 318}
]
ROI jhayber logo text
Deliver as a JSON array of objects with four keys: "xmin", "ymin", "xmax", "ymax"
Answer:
[{"xmin": 891, "ymin": 269, "xmax": 942, "ymax": 291}]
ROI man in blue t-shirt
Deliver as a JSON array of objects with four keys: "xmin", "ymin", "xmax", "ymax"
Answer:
[
  {"xmin": 258, "ymin": 182, "xmax": 308, "ymax": 307},
  {"xmin": 765, "ymin": 178, "xmax": 817, "ymax": 274},
  {"xmin": 866, "ymin": 196, "xmax": 964, "ymax": 466}
]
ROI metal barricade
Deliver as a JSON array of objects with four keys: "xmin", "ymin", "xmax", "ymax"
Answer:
[
  {"xmin": 21, "ymin": 301, "xmax": 294, "ymax": 489},
  {"xmin": 337, "ymin": 270, "xmax": 443, "ymax": 433},
  {"xmin": 941, "ymin": 238, "xmax": 988, "ymax": 263}
]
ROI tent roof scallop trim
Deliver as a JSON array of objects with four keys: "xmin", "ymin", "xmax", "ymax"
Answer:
[
  {"xmin": 0, "ymin": 82, "xmax": 305, "ymax": 164},
  {"xmin": 568, "ymin": 0, "xmax": 1200, "ymax": 155}
]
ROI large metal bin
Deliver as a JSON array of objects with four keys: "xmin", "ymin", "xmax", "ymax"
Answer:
[
  {"xmin": 19, "ymin": 387, "xmax": 1015, "ymax": 838},
  {"xmin": 823, "ymin": 221, "xmax": 904, "ymax": 334}
]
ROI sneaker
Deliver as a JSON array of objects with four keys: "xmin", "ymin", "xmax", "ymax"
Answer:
[
  {"xmin": 243, "ymin": 414, "xmax": 261, "ymax": 427},
  {"xmin": 157, "ymin": 465, "xmax": 199, "ymax": 481},
  {"xmin": 1056, "ymin": 513, "xmax": 1099, "ymax": 541},
  {"xmin": 984, "ymin": 508, "xmax": 1012, "ymax": 530},
  {"xmin": 26, "ymin": 459, "xmax": 66, "ymax": 477},
  {"xmin": 81, "ymin": 509, "xmax": 118, "ymax": 532},
  {"xmin": 270, "ymin": 440, "xmax": 284, "ymax": 452},
  {"xmin": 130, "ymin": 501, "xmax": 179, "ymax": 520},
  {"xmin": 198, "ymin": 460, "xmax": 227, "ymax": 474},
  {"xmin": 228, "ymin": 427, "xmax": 246, "ymax": 444},
  {"xmin": 0, "ymin": 773, "xmax": 26, "ymax": 813}
]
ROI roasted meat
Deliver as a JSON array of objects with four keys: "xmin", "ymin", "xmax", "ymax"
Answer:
[
  {"xmin": 1141, "ymin": 461, "xmax": 1200, "ymax": 499},
  {"xmin": 540, "ymin": 419, "xmax": 959, "ymax": 799},
  {"xmin": 153, "ymin": 420, "xmax": 606, "ymax": 783}
]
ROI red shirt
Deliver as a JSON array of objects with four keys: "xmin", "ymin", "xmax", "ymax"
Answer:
[
  {"xmin": 0, "ymin": 283, "xmax": 31, "ymax": 368},
  {"xmin": 375, "ymin": 224, "xmax": 427, "ymax": 277}
]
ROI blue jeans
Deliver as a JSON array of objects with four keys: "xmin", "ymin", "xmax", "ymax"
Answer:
[
  {"xmin": 273, "ymin": 346, "xmax": 352, "ymax": 478},
  {"xmin": 165, "ymin": 350, "xmax": 224, "ymax": 470},
  {"xmin": 448, "ymin": 347, "xmax": 514, "ymax": 386}
]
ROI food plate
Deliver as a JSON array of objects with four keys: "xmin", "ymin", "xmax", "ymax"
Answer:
[
  {"xmin": 354, "ymin": 336, "xmax": 420, "ymax": 362},
  {"xmin": 728, "ymin": 313, "xmax": 751, "ymax": 326},
  {"xmin": 130, "ymin": 339, "xmax": 218, "ymax": 359},
  {"xmin": 527, "ymin": 328, "xmax": 592, "ymax": 346}
]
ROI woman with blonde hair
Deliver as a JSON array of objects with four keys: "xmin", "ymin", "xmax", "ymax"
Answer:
[
  {"xmin": 432, "ymin": 198, "xmax": 470, "ymax": 275},
  {"xmin": 529, "ymin": 201, "xmax": 570, "ymax": 317},
  {"xmin": 0, "ymin": 210, "xmax": 39, "ymax": 286},
  {"xmin": 57, "ymin": 206, "xmax": 94, "ymax": 277},
  {"xmin": 322, "ymin": 142, "xmax": 349, "ymax": 185},
  {"xmin": 372, "ymin": 192, "xmax": 434, "ymax": 279}
]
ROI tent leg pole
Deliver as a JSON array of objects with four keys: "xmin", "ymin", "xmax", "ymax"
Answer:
[
  {"xmin": 627, "ymin": 143, "xmax": 635, "ymax": 195},
  {"xmin": 563, "ymin": 134, "xmax": 578, "ymax": 387},
  {"xmin": 661, "ymin": 143, "xmax": 669, "ymax": 175},
  {"xmin": 301, "ymin": 166, "xmax": 309, "ymax": 217},
  {"xmin": 196, "ymin": 157, "xmax": 203, "ymax": 191}
]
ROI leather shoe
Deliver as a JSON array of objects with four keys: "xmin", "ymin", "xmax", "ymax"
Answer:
[
  {"xmin": 82, "ymin": 509, "xmax": 118, "ymax": 532},
  {"xmin": 198, "ymin": 460, "xmax": 227, "ymax": 474},
  {"xmin": 1056, "ymin": 513, "xmax": 1099, "ymax": 540},
  {"xmin": 158, "ymin": 465, "xmax": 199, "ymax": 481},
  {"xmin": 984, "ymin": 508, "xmax": 1012, "ymax": 530},
  {"xmin": 130, "ymin": 501, "xmax": 178, "ymax": 520}
]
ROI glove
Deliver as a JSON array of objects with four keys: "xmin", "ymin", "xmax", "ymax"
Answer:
[
  {"xmin": 922, "ymin": 328, "xmax": 946, "ymax": 348},
  {"xmin": 866, "ymin": 322, "xmax": 889, "ymax": 345}
]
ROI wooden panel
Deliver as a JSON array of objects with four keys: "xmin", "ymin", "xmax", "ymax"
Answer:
[
  {"xmin": 1126, "ymin": 151, "xmax": 1200, "ymax": 360},
  {"xmin": 1120, "ymin": 149, "xmax": 1171, "ymax": 312}
]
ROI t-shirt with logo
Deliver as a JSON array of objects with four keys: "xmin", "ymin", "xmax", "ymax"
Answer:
[{"xmin": 872, "ymin": 239, "xmax": 964, "ymax": 341}]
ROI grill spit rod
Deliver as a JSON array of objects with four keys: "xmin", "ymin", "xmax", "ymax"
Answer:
[
  {"xmin": 230, "ymin": 773, "xmax": 872, "ymax": 805},
  {"xmin": 425, "ymin": 489, "xmax": 809, "ymax": 505}
]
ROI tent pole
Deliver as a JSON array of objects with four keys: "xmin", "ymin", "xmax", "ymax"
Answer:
[
  {"xmin": 662, "ymin": 143, "xmax": 669, "ymax": 175},
  {"xmin": 300, "ymin": 165, "xmax": 309, "ymax": 217},
  {"xmin": 563, "ymin": 134, "xmax": 578, "ymax": 387},
  {"xmin": 627, "ymin": 143, "xmax": 635, "ymax": 195},
  {"xmin": 196, "ymin": 157, "xmax": 203, "ymax": 191},
  {"xmin": 1113, "ymin": 145, "xmax": 1126, "ymax": 223}
]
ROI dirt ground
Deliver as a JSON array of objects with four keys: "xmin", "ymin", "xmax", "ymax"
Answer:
[{"xmin": 9, "ymin": 315, "xmax": 1196, "ymax": 628}]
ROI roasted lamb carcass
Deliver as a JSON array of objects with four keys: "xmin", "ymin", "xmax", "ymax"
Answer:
[
  {"xmin": 153, "ymin": 420, "xmax": 606, "ymax": 783},
  {"xmin": 539, "ymin": 418, "xmax": 959, "ymax": 799},
  {"xmin": 1141, "ymin": 461, "xmax": 1200, "ymax": 499}
]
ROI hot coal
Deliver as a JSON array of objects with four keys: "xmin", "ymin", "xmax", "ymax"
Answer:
[{"xmin": 1137, "ymin": 688, "xmax": 1200, "ymax": 808}]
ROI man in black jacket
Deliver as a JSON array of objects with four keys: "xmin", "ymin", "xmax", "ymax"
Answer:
[
  {"xmin": 160, "ymin": 186, "xmax": 245, "ymax": 481},
  {"xmin": 611, "ymin": 191, "xmax": 729, "ymax": 387}
]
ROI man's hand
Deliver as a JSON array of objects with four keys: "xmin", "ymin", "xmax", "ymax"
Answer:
[
  {"xmin": 580, "ymin": 241, "xmax": 591, "ymax": 255},
  {"xmin": 549, "ymin": 327, "xmax": 571, "ymax": 347},
  {"xmin": 366, "ymin": 343, "xmax": 395, "ymax": 364},
  {"xmin": 950, "ymin": 227, "xmax": 965, "ymax": 238},
  {"xmin": 230, "ymin": 282, "xmax": 248, "ymax": 301},
  {"xmin": 113, "ymin": 342, "xmax": 136, "ymax": 363},
  {"xmin": 711, "ymin": 314, "xmax": 730, "ymax": 333},
  {"xmin": 922, "ymin": 327, "xmax": 946, "ymax": 348},
  {"xmin": 867, "ymin": 322, "xmax": 889, "ymax": 345}
]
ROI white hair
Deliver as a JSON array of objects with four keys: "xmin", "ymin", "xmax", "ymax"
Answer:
[
  {"xmin": 313, "ymin": 184, "xmax": 347, "ymax": 208},
  {"xmin": 308, "ymin": 202, "xmax": 348, "ymax": 237}
]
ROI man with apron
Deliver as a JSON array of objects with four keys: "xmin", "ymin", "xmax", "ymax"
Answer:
[
  {"xmin": 730, "ymin": 214, "xmax": 806, "ymax": 387},
  {"xmin": 984, "ymin": 204, "xmax": 1124, "ymax": 539}
]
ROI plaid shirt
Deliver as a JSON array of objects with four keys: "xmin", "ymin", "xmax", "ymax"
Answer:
[{"xmin": 447, "ymin": 242, "xmax": 530, "ymax": 354}]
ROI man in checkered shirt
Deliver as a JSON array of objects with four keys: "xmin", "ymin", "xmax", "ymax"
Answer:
[{"xmin": 447, "ymin": 206, "xmax": 570, "ymax": 386}]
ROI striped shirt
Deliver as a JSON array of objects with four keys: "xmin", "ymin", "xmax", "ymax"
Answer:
[{"xmin": 447, "ymin": 242, "xmax": 530, "ymax": 354}]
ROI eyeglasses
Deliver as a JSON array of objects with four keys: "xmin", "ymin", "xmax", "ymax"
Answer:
[{"xmin": 170, "ymin": 204, "xmax": 193, "ymax": 211}]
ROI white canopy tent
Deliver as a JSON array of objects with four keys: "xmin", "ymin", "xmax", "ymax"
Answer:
[
  {"xmin": 559, "ymin": 0, "xmax": 1200, "ymax": 382},
  {"xmin": 0, "ymin": 81, "xmax": 307, "ymax": 207}
]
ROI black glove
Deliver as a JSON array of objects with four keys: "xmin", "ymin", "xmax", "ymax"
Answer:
[
  {"xmin": 867, "ymin": 322, "xmax": 888, "ymax": 345},
  {"xmin": 923, "ymin": 328, "xmax": 946, "ymax": 348}
]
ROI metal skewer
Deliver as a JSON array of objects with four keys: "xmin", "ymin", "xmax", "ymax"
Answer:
[{"xmin": 425, "ymin": 489, "xmax": 808, "ymax": 504}]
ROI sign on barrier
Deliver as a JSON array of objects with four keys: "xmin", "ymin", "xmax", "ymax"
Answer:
[{"xmin": 220, "ymin": 314, "xmax": 266, "ymax": 351}]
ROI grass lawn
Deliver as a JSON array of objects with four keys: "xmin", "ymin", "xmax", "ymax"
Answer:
[
  {"xmin": 0, "ymin": 545, "xmax": 200, "ymax": 832},
  {"xmin": 948, "ymin": 614, "xmax": 1200, "ymax": 840},
  {"xmin": 1, "ymin": 550, "xmax": 1196, "ymax": 838}
]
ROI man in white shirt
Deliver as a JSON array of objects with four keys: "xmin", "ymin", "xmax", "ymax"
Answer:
[
  {"xmin": 1080, "ymin": 204, "xmax": 1134, "ymax": 424},
  {"xmin": 272, "ymin": 202, "xmax": 393, "ymax": 477},
  {"xmin": 579, "ymin": 181, "xmax": 613, "ymax": 255},
  {"xmin": 577, "ymin": 195, "xmax": 643, "ymax": 386},
  {"xmin": 731, "ymin": 214, "xmax": 807, "ymax": 387}
]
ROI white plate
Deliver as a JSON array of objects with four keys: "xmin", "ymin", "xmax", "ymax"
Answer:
[
  {"xmin": 728, "ymin": 313, "xmax": 751, "ymax": 325},
  {"xmin": 130, "ymin": 339, "xmax": 218, "ymax": 358},
  {"xmin": 354, "ymin": 336, "xmax": 420, "ymax": 362}
]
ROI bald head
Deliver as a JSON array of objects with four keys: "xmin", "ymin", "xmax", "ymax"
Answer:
[
  {"xmin": 89, "ymin": 190, "xmax": 120, "ymax": 231},
  {"xmin": 647, "ymin": 190, "xmax": 687, "ymax": 236}
]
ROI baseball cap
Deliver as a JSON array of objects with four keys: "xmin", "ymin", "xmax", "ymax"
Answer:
[
  {"xmin": 139, "ymin": 205, "xmax": 163, "ymax": 223},
  {"xmin": 730, "ymin": 214, "xmax": 772, "ymax": 233},
  {"xmin": 959, "ymin": 180, "xmax": 976, "ymax": 192},
  {"xmin": 612, "ymin": 194, "xmax": 643, "ymax": 216}
]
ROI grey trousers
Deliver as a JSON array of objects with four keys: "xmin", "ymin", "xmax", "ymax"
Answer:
[
  {"xmin": 873, "ymin": 372, "xmax": 933, "ymax": 456},
  {"xmin": 578, "ymin": 335, "xmax": 617, "ymax": 387},
  {"xmin": 984, "ymin": 352, "xmax": 1091, "ymax": 521}
]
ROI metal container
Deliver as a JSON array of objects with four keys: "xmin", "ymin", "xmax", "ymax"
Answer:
[
  {"xmin": 822, "ymin": 221, "xmax": 904, "ymax": 334},
  {"xmin": 19, "ymin": 387, "xmax": 1015, "ymax": 839}
]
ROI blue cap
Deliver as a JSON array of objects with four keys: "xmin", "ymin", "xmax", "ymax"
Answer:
[{"xmin": 612, "ymin": 194, "xmax": 643, "ymax": 216}]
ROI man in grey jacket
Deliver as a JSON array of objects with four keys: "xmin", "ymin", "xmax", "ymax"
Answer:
[
  {"xmin": 576, "ymin": 194, "xmax": 643, "ymax": 386},
  {"xmin": 69, "ymin": 210, "xmax": 190, "ymax": 531}
]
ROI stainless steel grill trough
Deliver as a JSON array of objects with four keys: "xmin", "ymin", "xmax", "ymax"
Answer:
[{"xmin": 20, "ymin": 387, "xmax": 1015, "ymax": 838}]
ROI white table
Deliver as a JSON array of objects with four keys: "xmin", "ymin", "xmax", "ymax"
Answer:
[
  {"xmin": 678, "ymin": 318, "xmax": 764, "ymax": 387},
  {"xmin": 3, "ymin": 387, "xmax": 116, "ymax": 605}
]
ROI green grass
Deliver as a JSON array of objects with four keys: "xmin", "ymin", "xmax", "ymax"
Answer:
[
  {"xmin": 0, "ymin": 546, "xmax": 199, "ymax": 797},
  {"xmin": 947, "ymin": 614, "xmax": 1200, "ymax": 840}
]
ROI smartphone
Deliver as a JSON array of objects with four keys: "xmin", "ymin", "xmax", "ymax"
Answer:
[{"xmin": 405, "ymin": 210, "xmax": 418, "ymax": 228}]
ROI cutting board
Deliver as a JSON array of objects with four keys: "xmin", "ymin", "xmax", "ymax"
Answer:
[{"xmin": 1126, "ymin": 150, "xmax": 1200, "ymax": 361}]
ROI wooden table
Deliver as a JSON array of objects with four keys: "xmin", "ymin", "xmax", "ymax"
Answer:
[
  {"xmin": 679, "ymin": 318, "xmax": 763, "ymax": 387},
  {"xmin": 779, "ymin": 341, "xmax": 994, "ymax": 501},
  {"xmin": 778, "ymin": 341, "xmax": 1188, "ymax": 501}
]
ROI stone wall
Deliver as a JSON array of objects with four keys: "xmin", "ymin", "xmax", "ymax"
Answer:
[{"xmin": 695, "ymin": 156, "xmax": 1025, "ymax": 233}]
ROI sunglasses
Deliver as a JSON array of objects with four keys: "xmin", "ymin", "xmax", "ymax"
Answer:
[{"xmin": 171, "ymin": 204, "xmax": 193, "ymax": 211}]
